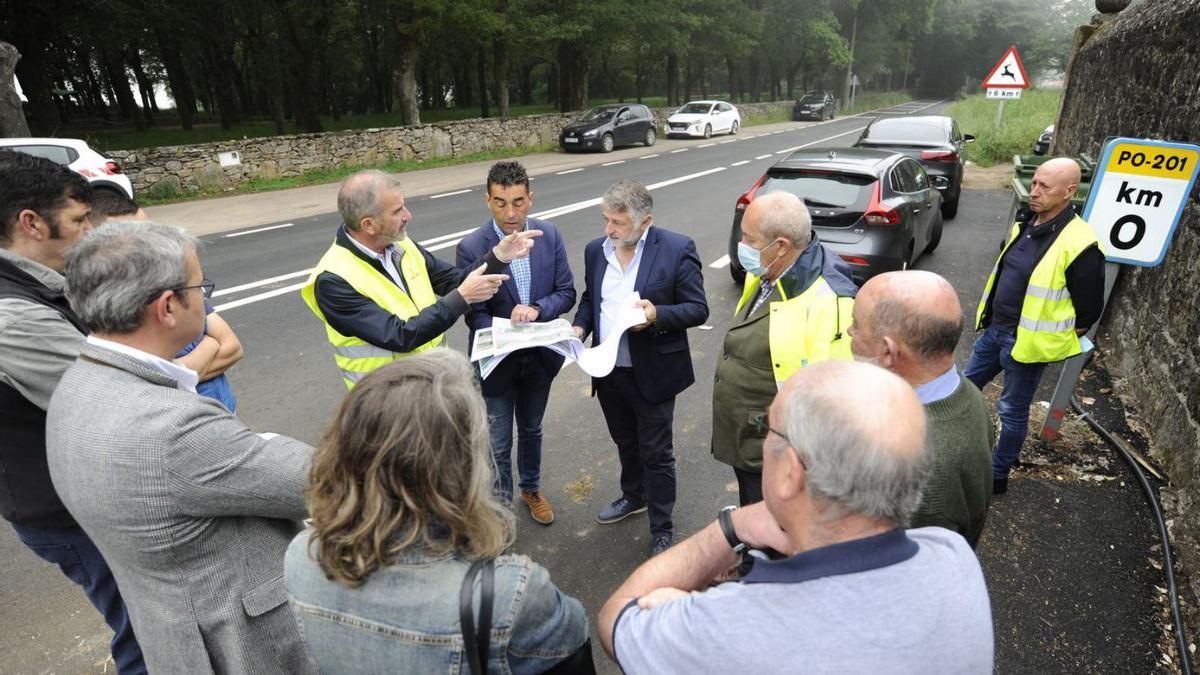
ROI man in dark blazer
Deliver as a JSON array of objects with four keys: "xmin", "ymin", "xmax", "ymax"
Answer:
[
  {"xmin": 456, "ymin": 161, "xmax": 576, "ymax": 525},
  {"xmin": 572, "ymin": 179, "xmax": 709, "ymax": 556}
]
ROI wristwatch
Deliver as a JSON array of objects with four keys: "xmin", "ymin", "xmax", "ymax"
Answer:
[{"xmin": 718, "ymin": 505, "xmax": 747, "ymax": 554}]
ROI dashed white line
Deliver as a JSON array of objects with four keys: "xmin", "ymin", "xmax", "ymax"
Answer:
[
  {"xmin": 755, "ymin": 154, "xmax": 772, "ymax": 160},
  {"xmin": 709, "ymin": 254, "xmax": 731, "ymax": 269},
  {"xmin": 699, "ymin": 143, "xmax": 716, "ymax": 148},
  {"xmin": 428, "ymin": 188, "xmax": 472, "ymax": 199},
  {"xmin": 670, "ymin": 148, "xmax": 689, "ymax": 154},
  {"xmin": 644, "ymin": 166, "xmax": 726, "ymax": 190},
  {"xmin": 213, "ymin": 269, "xmax": 311, "ymax": 297},
  {"xmin": 601, "ymin": 160, "xmax": 626, "ymax": 166},
  {"xmin": 556, "ymin": 168, "xmax": 585, "ymax": 175},
  {"xmin": 640, "ymin": 154, "xmax": 660, "ymax": 159},
  {"xmin": 731, "ymin": 160, "xmax": 750, "ymax": 167},
  {"xmin": 223, "ymin": 222, "xmax": 294, "ymax": 238},
  {"xmin": 214, "ymin": 283, "xmax": 307, "ymax": 312},
  {"xmin": 719, "ymin": 139, "xmax": 737, "ymax": 144}
]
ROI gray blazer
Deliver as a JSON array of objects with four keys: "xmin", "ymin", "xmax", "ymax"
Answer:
[{"xmin": 46, "ymin": 343, "xmax": 318, "ymax": 674}]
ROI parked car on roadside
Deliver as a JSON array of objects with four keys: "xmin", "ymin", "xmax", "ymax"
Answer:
[
  {"xmin": 1033, "ymin": 124, "xmax": 1054, "ymax": 155},
  {"xmin": 559, "ymin": 104, "xmax": 657, "ymax": 153},
  {"xmin": 727, "ymin": 147, "xmax": 943, "ymax": 285},
  {"xmin": 665, "ymin": 100, "xmax": 740, "ymax": 138},
  {"xmin": 852, "ymin": 115, "xmax": 972, "ymax": 218},
  {"xmin": 793, "ymin": 91, "xmax": 837, "ymax": 121},
  {"xmin": 0, "ymin": 137, "xmax": 134, "ymax": 198}
]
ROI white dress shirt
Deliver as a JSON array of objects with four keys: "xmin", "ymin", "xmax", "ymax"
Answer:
[
  {"xmin": 346, "ymin": 233, "xmax": 408, "ymax": 294},
  {"xmin": 599, "ymin": 226, "xmax": 651, "ymax": 368},
  {"xmin": 86, "ymin": 335, "xmax": 199, "ymax": 393}
]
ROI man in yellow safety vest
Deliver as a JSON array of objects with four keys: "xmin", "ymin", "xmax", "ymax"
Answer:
[
  {"xmin": 301, "ymin": 170, "xmax": 540, "ymax": 388},
  {"xmin": 712, "ymin": 190, "xmax": 857, "ymax": 505},
  {"xmin": 966, "ymin": 157, "xmax": 1105, "ymax": 495}
]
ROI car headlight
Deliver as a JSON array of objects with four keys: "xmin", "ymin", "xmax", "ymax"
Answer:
[{"xmin": 583, "ymin": 129, "xmax": 598, "ymax": 138}]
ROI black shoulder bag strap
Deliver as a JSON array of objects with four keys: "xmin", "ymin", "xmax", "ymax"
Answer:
[{"xmin": 459, "ymin": 558, "xmax": 496, "ymax": 675}]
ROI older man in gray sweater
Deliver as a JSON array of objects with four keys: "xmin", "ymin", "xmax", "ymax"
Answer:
[{"xmin": 849, "ymin": 270, "xmax": 994, "ymax": 547}]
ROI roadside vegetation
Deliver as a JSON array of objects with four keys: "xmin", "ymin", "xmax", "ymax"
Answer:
[
  {"xmin": 842, "ymin": 92, "xmax": 914, "ymax": 116},
  {"xmin": 946, "ymin": 89, "xmax": 1062, "ymax": 166}
]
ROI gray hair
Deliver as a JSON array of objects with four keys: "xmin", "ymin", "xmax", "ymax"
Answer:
[
  {"xmin": 755, "ymin": 191, "xmax": 811, "ymax": 247},
  {"xmin": 65, "ymin": 220, "xmax": 199, "ymax": 333},
  {"xmin": 337, "ymin": 170, "xmax": 404, "ymax": 231},
  {"xmin": 777, "ymin": 361, "xmax": 931, "ymax": 526},
  {"xmin": 872, "ymin": 296, "xmax": 962, "ymax": 360},
  {"xmin": 602, "ymin": 179, "xmax": 653, "ymax": 226}
]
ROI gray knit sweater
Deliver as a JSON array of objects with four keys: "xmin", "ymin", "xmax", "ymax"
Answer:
[{"xmin": 911, "ymin": 376, "xmax": 995, "ymax": 547}]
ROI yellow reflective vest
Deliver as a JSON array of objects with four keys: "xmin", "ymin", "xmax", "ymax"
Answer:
[
  {"xmin": 734, "ymin": 272, "xmax": 855, "ymax": 384},
  {"xmin": 975, "ymin": 214, "xmax": 1102, "ymax": 364},
  {"xmin": 301, "ymin": 237, "xmax": 441, "ymax": 389}
]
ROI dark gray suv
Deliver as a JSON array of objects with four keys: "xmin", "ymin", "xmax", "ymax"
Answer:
[{"xmin": 559, "ymin": 104, "xmax": 657, "ymax": 153}]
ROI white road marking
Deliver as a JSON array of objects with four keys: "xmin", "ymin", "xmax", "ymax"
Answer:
[
  {"xmin": 719, "ymin": 139, "xmax": 737, "ymax": 144},
  {"xmin": 731, "ymin": 160, "xmax": 750, "ymax": 167},
  {"xmin": 223, "ymin": 222, "xmax": 293, "ymax": 238},
  {"xmin": 670, "ymin": 148, "xmax": 688, "ymax": 154},
  {"xmin": 556, "ymin": 168, "xmax": 585, "ymax": 175},
  {"xmin": 755, "ymin": 154, "xmax": 772, "ymax": 160},
  {"xmin": 601, "ymin": 160, "xmax": 625, "ymax": 166},
  {"xmin": 709, "ymin": 254, "xmax": 731, "ymax": 269},
  {"xmin": 215, "ymin": 164, "xmax": 732, "ymax": 312},
  {"xmin": 640, "ymin": 154, "xmax": 660, "ymax": 159},
  {"xmin": 428, "ymin": 188, "xmax": 472, "ymax": 199},
  {"xmin": 775, "ymin": 126, "xmax": 867, "ymax": 154},
  {"xmin": 699, "ymin": 143, "xmax": 716, "ymax": 148}
]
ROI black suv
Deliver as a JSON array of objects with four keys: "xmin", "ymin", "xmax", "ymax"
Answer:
[
  {"xmin": 793, "ymin": 92, "xmax": 836, "ymax": 121},
  {"xmin": 559, "ymin": 104, "xmax": 657, "ymax": 153}
]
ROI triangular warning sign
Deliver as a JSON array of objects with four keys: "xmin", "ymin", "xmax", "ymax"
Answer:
[{"xmin": 982, "ymin": 46, "xmax": 1030, "ymax": 89}]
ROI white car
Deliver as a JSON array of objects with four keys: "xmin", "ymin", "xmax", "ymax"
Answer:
[
  {"xmin": 0, "ymin": 138, "xmax": 134, "ymax": 199},
  {"xmin": 665, "ymin": 100, "xmax": 741, "ymax": 139}
]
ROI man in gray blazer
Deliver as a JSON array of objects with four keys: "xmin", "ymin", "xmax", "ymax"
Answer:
[{"xmin": 46, "ymin": 221, "xmax": 317, "ymax": 674}]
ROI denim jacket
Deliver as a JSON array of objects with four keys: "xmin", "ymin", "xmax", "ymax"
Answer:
[{"xmin": 285, "ymin": 529, "xmax": 587, "ymax": 674}]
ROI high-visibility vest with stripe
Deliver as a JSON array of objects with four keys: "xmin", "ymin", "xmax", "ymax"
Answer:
[
  {"xmin": 975, "ymin": 214, "xmax": 1102, "ymax": 364},
  {"xmin": 300, "ymin": 237, "xmax": 442, "ymax": 388},
  {"xmin": 735, "ymin": 273, "xmax": 855, "ymax": 383}
]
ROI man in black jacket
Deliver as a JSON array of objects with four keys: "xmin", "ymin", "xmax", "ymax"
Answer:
[{"xmin": 0, "ymin": 151, "xmax": 146, "ymax": 673}]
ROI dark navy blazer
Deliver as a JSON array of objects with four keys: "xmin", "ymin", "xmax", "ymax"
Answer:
[
  {"xmin": 455, "ymin": 217, "xmax": 577, "ymax": 395},
  {"xmin": 573, "ymin": 226, "xmax": 709, "ymax": 404}
]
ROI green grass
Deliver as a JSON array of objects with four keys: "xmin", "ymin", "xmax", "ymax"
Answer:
[
  {"xmin": 842, "ymin": 91, "xmax": 914, "ymax": 116},
  {"xmin": 945, "ymin": 89, "xmax": 1061, "ymax": 166},
  {"xmin": 744, "ymin": 108, "xmax": 793, "ymax": 127},
  {"xmin": 139, "ymin": 142, "xmax": 558, "ymax": 206}
]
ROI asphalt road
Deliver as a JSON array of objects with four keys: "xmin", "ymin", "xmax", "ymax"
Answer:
[{"xmin": 3, "ymin": 100, "xmax": 1162, "ymax": 674}]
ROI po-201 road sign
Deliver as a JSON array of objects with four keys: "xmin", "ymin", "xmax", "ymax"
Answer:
[{"xmin": 1083, "ymin": 137, "xmax": 1200, "ymax": 267}]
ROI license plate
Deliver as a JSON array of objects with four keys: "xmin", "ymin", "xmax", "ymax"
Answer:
[{"xmin": 564, "ymin": 137, "xmax": 579, "ymax": 143}]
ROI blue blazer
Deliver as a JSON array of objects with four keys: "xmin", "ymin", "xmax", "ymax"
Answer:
[
  {"xmin": 455, "ymin": 217, "xmax": 577, "ymax": 395},
  {"xmin": 573, "ymin": 226, "xmax": 709, "ymax": 404}
]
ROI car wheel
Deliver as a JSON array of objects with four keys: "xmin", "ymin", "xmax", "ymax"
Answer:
[
  {"xmin": 941, "ymin": 189, "xmax": 960, "ymax": 219},
  {"xmin": 644, "ymin": 127, "xmax": 657, "ymax": 146},
  {"xmin": 731, "ymin": 121, "xmax": 739, "ymax": 135},
  {"xmin": 730, "ymin": 262, "xmax": 746, "ymax": 285},
  {"xmin": 704, "ymin": 124, "xmax": 712, "ymax": 139},
  {"xmin": 926, "ymin": 212, "xmax": 944, "ymax": 254},
  {"xmin": 601, "ymin": 133, "xmax": 615, "ymax": 153}
]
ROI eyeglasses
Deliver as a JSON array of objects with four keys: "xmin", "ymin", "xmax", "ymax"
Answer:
[
  {"xmin": 171, "ymin": 279, "xmax": 216, "ymax": 299},
  {"xmin": 751, "ymin": 413, "xmax": 807, "ymax": 470}
]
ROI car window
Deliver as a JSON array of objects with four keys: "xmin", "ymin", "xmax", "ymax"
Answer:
[
  {"xmin": 678, "ymin": 103, "xmax": 712, "ymax": 114},
  {"xmin": 909, "ymin": 161, "xmax": 930, "ymax": 191},
  {"xmin": 719, "ymin": 103, "xmax": 731, "ymax": 112},
  {"xmin": 634, "ymin": 106, "xmax": 649, "ymax": 119},
  {"xmin": 865, "ymin": 121, "xmax": 948, "ymax": 144},
  {"xmin": 890, "ymin": 162, "xmax": 918, "ymax": 193},
  {"xmin": 951, "ymin": 121, "xmax": 961, "ymax": 143},
  {"xmin": 762, "ymin": 172, "xmax": 875, "ymax": 211},
  {"xmin": 579, "ymin": 107, "xmax": 616, "ymax": 122},
  {"xmin": 799, "ymin": 95, "xmax": 822, "ymax": 104},
  {"xmin": 616, "ymin": 108, "xmax": 632, "ymax": 123},
  {"xmin": 11, "ymin": 144, "xmax": 75, "ymax": 165}
]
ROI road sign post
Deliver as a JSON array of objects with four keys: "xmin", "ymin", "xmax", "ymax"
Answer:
[
  {"xmin": 982, "ymin": 45, "xmax": 1029, "ymax": 128},
  {"xmin": 1039, "ymin": 137, "xmax": 1200, "ymax": 440}
]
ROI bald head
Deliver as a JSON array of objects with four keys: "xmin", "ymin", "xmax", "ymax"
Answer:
[
  {"xmin": 744, "ymin": 191, "xmax": 812, "ymax": 248},
  {"xmin": 771, "ymin": 361, "xmax": 929, "ymax": 525},
  {"xmin": 338, "ymin": 170, "xmax": 404, "ymax": 231},
  {"xmin": 852, "ymin": 270, "xmax": 962, "ymax": 377},
  {"xmin": 1029, "ymin": 157, "xmax": 1081, "ymax": 218}
]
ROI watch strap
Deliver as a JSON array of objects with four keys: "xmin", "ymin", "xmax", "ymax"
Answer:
[{"xmin": 718, "ymin": 506, "xmax": 747, "ymax": 554}]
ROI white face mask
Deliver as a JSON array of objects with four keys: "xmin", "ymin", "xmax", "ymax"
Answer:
[{"xmin": 737, "ymin": 240, "xmax": 778, "ymax": 278}]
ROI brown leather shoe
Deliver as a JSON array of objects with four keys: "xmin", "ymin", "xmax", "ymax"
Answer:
[{"xmin": 522, "ymin": 490, "xmax": 555, "ymax": 525}]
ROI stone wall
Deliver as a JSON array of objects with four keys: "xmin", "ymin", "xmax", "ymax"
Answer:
[
  {"xmin": 1054, "ymin": 0, "xmax": 1200, "ymax": 600},
  {"xmin": 109, "ymin": 101, "xmax": 794, "ymax": 197}
]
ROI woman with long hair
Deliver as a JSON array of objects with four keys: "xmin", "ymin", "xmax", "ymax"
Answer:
[{"xmin": 285, "ymin": 350, "xmax": 588, "ymax": 674}]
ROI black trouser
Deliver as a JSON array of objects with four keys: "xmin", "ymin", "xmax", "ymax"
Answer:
[
  {"xmin": 734, "ymin": 468, "xmax": 763, "ymax": 507},
  {"xmin": 595, "ymin": 367, "xmax": 676, "ymax": 537}
]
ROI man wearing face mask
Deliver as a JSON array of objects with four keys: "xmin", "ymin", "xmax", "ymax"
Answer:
[{"xmin": 712, "ymin": 190, "xmax": 857, "ymax": 506}]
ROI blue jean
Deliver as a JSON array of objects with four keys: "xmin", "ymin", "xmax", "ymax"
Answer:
[
  {"xmin": 11, "ymin": 523, "xmax": 147, "ymax": 674},
  {"xmin": 964, "ymin": 325, "xmax": 1048, "ymax": 480},
  {"xmin": 486, "ymin": 353, "xmax": 556, "ymax": 503}
]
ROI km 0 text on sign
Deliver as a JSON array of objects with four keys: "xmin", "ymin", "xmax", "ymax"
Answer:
[{"xmin": 1083, "ymin": 137, "xmax": 1200, "ymax": 267}]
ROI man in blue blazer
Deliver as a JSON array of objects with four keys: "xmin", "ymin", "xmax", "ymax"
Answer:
[
  {"xmin": 572, "ymin": 179, "xmax": 709, "ymax": 555},
  {"xmin": 457, "ymin": 162, "xmax": 576, "ymax": 525}
]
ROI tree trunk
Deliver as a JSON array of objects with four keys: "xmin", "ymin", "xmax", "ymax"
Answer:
[
  {"xmin": 0, "ymin": 43, "xmax": 31, "ymax": 137},
  {"xmin": 726, "ymin": 55, "xmax": 736, "ymax": 103},
  {"xmin": 99, "ymin": 45, "xmax": 145, "ymax": 131},
  {"xmin": 492, "ymin": 37, "xmax": 509, "ymax": 117},
  {"xmin": 155, "ymin": 32, "xmax": 196, "ymax": 130},
  {"xmin": 748, "ymin": 52, "xmax": 761, "ymax": 102},
  {"xmin": 842, "ymin": 10, "xmax": 857, "ymax": 109},
  {"xmin": 395, "ymin": 39, "xmax": 420, "ymax": 125},
  {"xmin": 666, "ymin": 52, "xmax": 678, "ymax": 106},
  {"xmin": 477, "ymin": 45, "xmax": 490, "ymax": 117},
  {"xmin": 127, "ymin": 45, "xmax": 157, "ymax": 125},
  {"xmin": 519, "ymin": 61, "xmax": 534, "ymax": 105}
]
